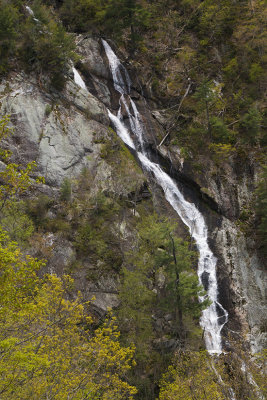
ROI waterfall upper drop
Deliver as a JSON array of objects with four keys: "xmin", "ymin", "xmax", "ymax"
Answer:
[{"xmin": 102, "ymin": 39, "xmax": 229, "ymax": 354}]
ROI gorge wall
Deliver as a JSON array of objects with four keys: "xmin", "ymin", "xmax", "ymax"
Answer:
[{"xmin": 0, "ymin": 35, "xmax": 266, "ymax": 353}]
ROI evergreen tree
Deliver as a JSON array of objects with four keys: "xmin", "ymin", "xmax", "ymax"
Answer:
[
  {"xmin": 117, "ymin": 213, "xmax": 208, "ymax": 397},
  {"xmin": 0, "ymin": 0, "xmax": 19, "ymax": 73},
  {"xmin": 256, "ymin": 165, "xmax": 267, "ymax": 254},
  {"xmin": 60, "ymin": 0, "xmax": 103, "ymax": 32},
  {"xmin": 100, "ymin": 0, "xmax": 151, "ymax": 44},
  {"xmin": 119, "ymin": 214, "xmax": 208, "ymax": 344},
  {"xmin": 240, "ymin": 107, "xmax": 262, "ymax": 145}
]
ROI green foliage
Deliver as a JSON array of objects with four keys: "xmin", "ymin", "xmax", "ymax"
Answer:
[
  {"xmin": 193, "ymin": 80, "xmax": 227, "ymax": 142},
  {"xmin": 118, "ymin": 265, "xmax": 155, "ymax": 358},
  {"xmin": 60, "ymin": 0, "xmax": 151, "ymax": 45},
  {"xmin": 255, "ymin": 165, "xmax": 267, "ymax": 254},
  {"xmin": 0, "ymin": 116, "xmax": 48, "ymax": 247},
  {"xmin": 208, "ymin": 143, "xmax": 236, "ymax": 163},
  {"xmin": 210, "ymin": 116, "xmax": 233, "ymax": 144},
  {"xmin": 100, "ymin": 128, "xmax": 144, "ymax": 197},
  {"xmin": 193, "ymin": 79, "xmax": 217, "ymax": 107},
  {"xmin": 0, "ymin": 0, "xmax": 76, "ymax": 89},
  {"xmin": 0, "ymin": 227, "xmax": 137, "ymax": 399},
  {"xmin": 75, "ymin": 222, "xmax": 107, "ymax": 255},
  {"xmin": 119, "ymin": 213, "xmax": 207, "ymax": 341},
  {"xmin": 223, "ymin": 57, "xmax": 239, "ymax": 78},
  {"xmin": 159, "ymin": 351, "xmax": 226, "ymax": 400},
  {"xmin": 26, "ymin": 194, "xmax": 53, "ymax": 228},
  {"xmin": 1, "ymin": 2, "xmax": 266, "ymax": 397},
  {"xmin": 23, "ymin": 3, "xmax": 76, "ymax": 89},
  {"xmin": 0, "ymin": 116, "xmax": 45, "ymax": 212},
  {"xmin": 60, "ymin": 0, "xmax": 103, "ymax": 32},
  {"xmin": 74, "ymin": 192, "xmax": 123, "ymax": 271},
  {"xmin": 101, "ymin": 0, "xmax": 151, "ymax": 43},
  {"xmin": 0, "ymin": 201, "xmax": 34, "ymax": 246},
  {"xmin": 117, "ymin": 213, "xmax": 208, "ymax": 398},
  {"xmin": 109, "ymin": 0, "xmax": 266, "ymax": 164},
  {"xmin": 240, "ymin": 107, "xmax": 262, "ymax": 145},
  {"xmin": 0, "ymin": 161, "xmax": 38, "ymax": 207},
  {"xmin": 60, "ymin": 177, "xmax": 72, "ymax": 202},
  {"xmin": 45, "ymin": 103, "xmax": 52, "ymax": 116},
  {"xmin": 249, "ymin": 62, "xmax": 264, "ymax": 83},
  {"xmin": 0, "ymin": 0, "xmax": 18, "ymax": 74},
  {"xmin": 159, "ymin": 345, "xmax": 265, "ymax": 400},
  {"xmin": 198, "ymin": 0, "xmax": 237, "ymax": 42}
]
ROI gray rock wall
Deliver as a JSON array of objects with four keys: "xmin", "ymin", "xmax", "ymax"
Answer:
[{"xmin": 0, "ymin": 71, "xmax": 109, "ymax": 187}]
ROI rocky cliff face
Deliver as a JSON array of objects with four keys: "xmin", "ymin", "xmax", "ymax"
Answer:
[
  {"xmin": 0, "ymin": 68, "xmax": 108, "ymax": 187},
  {"xmin": 154, "ymin": 140, "xmax": 266, "ymax": 352},
  {"xmin": 0, "ymin": 36, "xmax": 265, "ymax": 352}
]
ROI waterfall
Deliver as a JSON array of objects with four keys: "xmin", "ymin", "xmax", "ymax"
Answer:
[
  {"xmin": 102, "ymin": 39, "xmax": 229, "ymax": 354},
  {"xmin": 25, "ymin": 5, "xmax": 40, "ymax": 23},
  {"xmin": 241, "ymin": 361, "xmax": 265, "ymax": 400},
  {"xmin": 72, "ymin": 66, "xmax": 88, "ymax": 91},
  {"xmin": 26, "ymin": 5, "xmax": 34, "ymax": 16}
]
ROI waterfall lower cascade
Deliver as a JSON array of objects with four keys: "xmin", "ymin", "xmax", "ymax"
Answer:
[{"xmin": 102, "ymin": 39, "xmax": 229, "ymax": 354}]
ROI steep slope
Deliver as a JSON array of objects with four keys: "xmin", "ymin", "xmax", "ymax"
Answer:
[
  {"xmin": 0, "ymin": 1, "xmax": 266, "ymax": 397},
  {"xmin": 1, "ymin": 32, "xmax": 266, "ymax": 352}
]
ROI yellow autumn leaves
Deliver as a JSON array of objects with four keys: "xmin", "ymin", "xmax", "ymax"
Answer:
[{"xmin": 0, "ymin": 227, "xmax": 137, "ymax": 399}]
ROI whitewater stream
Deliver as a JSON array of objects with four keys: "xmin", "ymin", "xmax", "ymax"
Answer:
[
  {"xmin": 72, "ymin": 38, "xmax": 229, "ymax": 354},
  {"xmin": 72, "ymin": 38, "xmax": 267, "ymax": 400},
  {"xmin": 101, "ymin": 39, "xmax": 229, "ymax": 354},
  {"xmin": 25, "ymin": 5, "xmax": 40, "ymax": 23}
]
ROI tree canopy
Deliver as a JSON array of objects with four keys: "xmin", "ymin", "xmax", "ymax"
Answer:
[{"xmin": 0, "ymin": 226, "xmax": 137, "ymax": 399}]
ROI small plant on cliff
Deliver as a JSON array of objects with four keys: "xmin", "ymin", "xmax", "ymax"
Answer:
[
  {"xmin": 60, "ymin": 177, "xmax": 72, "ymax": 202},
  {"xmin": 0, "ymin": 116, "xmax": 44, "ymax": 212},
  {"xmin": 255, "ymin": 164, "xmax": 267, "ymax": 255}
]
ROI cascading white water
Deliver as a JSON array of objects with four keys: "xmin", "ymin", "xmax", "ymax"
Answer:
[
  {"xmin": 102, "ymin": 39, "xmax": 229, "ymax": 354},
  {"xmin": 26, "ymin": 5, "xmax": 34, "ymax": 16},
  {"xmin": 102, "ymin": 41, "xmax": 131, "ymax": 94},
  {"xmin": 72, "ymin": 67, "xmax": 88, "ymax": 91},
  {"xmin": 25, "ymin": 5, "xmax": 40, "ymax": 23},
  {"xmin": 108, "ymin": 109, "xmax": 135, "ymax": 150},
  {"xmin": 71, "ymin": 61, "xmax": 88, "ymax": 92}
]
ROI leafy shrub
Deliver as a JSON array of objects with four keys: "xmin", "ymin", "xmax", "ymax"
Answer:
[
  {"xmin": 255, "ymin": 165, "xmax": 267, "ymax": 254},
  {"xmin": 26, "ymin": 195, "xmax": 53, "ymax": 228},
  {"xmin": 0, "ymin": 1, "xmax": 18, "ymax": 74},
  {"xmin": 0, "ymin": 202, "xmax": 34, "ymax": 246},
  {"xmin": 240, "ymin": 107, "xmax": 262, "ymax": 144},
  {"xmin": 60, "ymin": 178, "xmax": 72, "ymax": 202},
  {"xmin": 23, "ymin": 10, "xmax": 75, "ymax": 89},
  {"xmin": 60, "ymin": 0, "xmax": 103, "ymax": 32},
  {"xmin": 0, "ymin": 0, "xmax": 76, "ymax": 89},
  {"xmin": 0, "ymin": 228, "xmax": 137, "ymax": 399}
]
